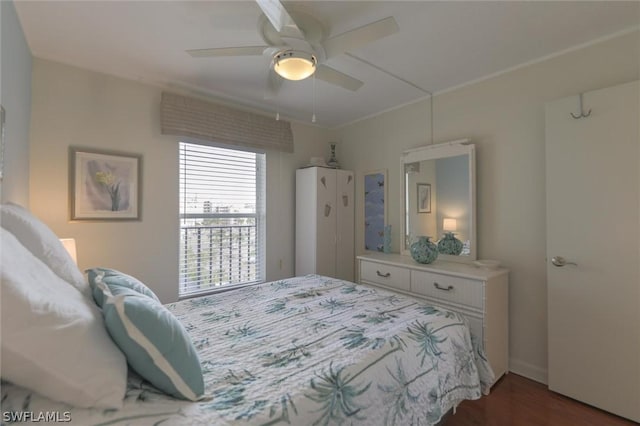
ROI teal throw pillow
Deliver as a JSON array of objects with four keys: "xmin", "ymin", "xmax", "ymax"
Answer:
[
  {"xmin": 87, "ymin": 267, "xmax": 160, "ymax": 308},
  {"xmin": 97, "ymin": 282, "xmax": 205, "ymax": 401}
]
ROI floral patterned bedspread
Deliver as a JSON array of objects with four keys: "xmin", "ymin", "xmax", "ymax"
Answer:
[{"xmin": 1, "ymin": 275, "xmax": 493, "ymax": 425}]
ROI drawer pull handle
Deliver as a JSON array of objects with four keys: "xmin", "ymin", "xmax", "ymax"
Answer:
[
  {"xmin": 433, "ymin": 282, "xmax": 454, "ymax": 291},
  {"xmin": 376, "ymin": 270, "xmax": 391, "ymax": 278}
]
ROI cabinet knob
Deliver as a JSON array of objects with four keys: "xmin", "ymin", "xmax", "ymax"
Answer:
[
  {"xmin": 376, "ymin": 270, "xmax": 391, "ymax": 278},
  {"xmin": 433, "ymin": 282, "xmax": 454, "ymax": 291}
]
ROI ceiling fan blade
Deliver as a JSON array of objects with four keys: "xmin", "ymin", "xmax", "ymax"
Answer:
[
  {"xmin": 323, "ymin": 16, "xmax": 399, "ymax": 59},
  {"xmin": 255, "ymin": 0, "xmax": 304, "ymax": 39},
  {"xmin": 315, "ymin": 65, "xmax": 363, "ymax": 92},
  {"xmin": 187, "ymin": 46, "xmax": 267, "ymax": 58},
  {"xmin": 262, "ymin": 46, "xmax": 282, "ymax": 57}
]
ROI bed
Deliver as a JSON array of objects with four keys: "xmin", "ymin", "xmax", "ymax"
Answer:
[{"xmin": 2, "ymin": 273, "xmax": 493, "ymax": 425}]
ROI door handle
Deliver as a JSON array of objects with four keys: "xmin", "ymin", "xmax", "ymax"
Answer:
[
  {"xmin": 551, "ymin": 256, "xmax": 577, "ymax": 267},
  {"xmin": 376, "ymin": 270, "xmax": 390, "ymax": 278}
]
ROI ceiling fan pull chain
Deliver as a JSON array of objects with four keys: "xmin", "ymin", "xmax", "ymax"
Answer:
[{"xmin": 311, "ymin": 73, "xmax": 317, "ymax": 123}]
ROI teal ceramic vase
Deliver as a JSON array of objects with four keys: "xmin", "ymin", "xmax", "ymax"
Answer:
[
  {"xmin": 410, "ymin": 236, "xmax": 438, "ymax": 264},
  {"xmin": 383, "ymin": 225, "xmax": 392, "ymax": 253},
  {"xmin": 438, "ymin": 232, "xmax": 463, "ymax": 255}
]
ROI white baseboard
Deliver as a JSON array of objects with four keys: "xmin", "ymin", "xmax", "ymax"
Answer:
[{"xmin": 509, "ymin": 358, "xmax": 547, "ymax": 384}]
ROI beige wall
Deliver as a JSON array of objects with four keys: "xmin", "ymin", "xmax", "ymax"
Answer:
[
  {"xmin": 25, "ymin": 27, "xmax": 640, "ymax": 383},
  {"xmin": 28, "ymin": 58, "xmax": 330, "ymax": 303},
  {"xmin": 336, "ymin": 31, "xmax": 640, "ymax": 383},
  {"xmin": 1, "ymin": 0, "xmax": 32, "ymax": 206}
]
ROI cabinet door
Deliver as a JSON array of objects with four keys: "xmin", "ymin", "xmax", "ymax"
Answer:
[
  {"xmin": 315, "ymin": 168, "xmax": 337, "ymax": 277},
  {"xmin": 335, "ymin": 170, "xmax": 355, "ymax": 281}
]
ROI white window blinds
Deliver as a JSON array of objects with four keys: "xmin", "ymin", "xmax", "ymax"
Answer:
[{"xmin": 179, "ymin": 142, "xmax": 265, "ymax": 297}]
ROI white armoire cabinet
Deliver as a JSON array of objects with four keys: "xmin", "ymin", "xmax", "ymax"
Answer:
[{"xmin": 295, "ymin": 167, "xmax": 355, "ymax": 281}]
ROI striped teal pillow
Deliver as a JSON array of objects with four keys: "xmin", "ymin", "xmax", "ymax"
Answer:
[
  {"xmin": 97, "ymin": 282, "xmax": 204, "ymax": 401},
  {"xmin": 87, "ymin": 268, "xmax": 160, "ymax": 308}
]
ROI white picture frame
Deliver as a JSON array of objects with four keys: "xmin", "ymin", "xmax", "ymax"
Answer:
[{"xmin": 70, "ymin": 147, "xmax": 142, "ymax": 220}]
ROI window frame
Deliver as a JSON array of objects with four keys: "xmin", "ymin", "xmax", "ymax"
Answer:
[{"xmin": 178, "ymin": 139, "xmax": 266, "ymax": 299}]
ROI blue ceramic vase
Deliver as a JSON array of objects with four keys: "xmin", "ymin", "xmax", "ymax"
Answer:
[
  {"xmin": 410, "ymin": 236, "xmax": 438, "ymax": 264},
  {"xmin": 437, "ymin": 232, "xmax": 463, "ymax": 255}
]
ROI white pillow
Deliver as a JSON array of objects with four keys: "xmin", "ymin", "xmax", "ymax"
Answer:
[
  {"xmin": 0, "ymin": 227, "xmax": 128, "ymax": 409},
  {"xmin": 0, "ymin": 202, "xmax": 89, "ymax": 296}
]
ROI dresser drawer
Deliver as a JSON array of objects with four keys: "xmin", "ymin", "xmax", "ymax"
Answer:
[
  {"xmin": 360, "ymin": 261, "xmax": 410, "ymax": 291},
  {"xmin": 411, "ymin": 270, "xmax": 484, "ymax": 309}
]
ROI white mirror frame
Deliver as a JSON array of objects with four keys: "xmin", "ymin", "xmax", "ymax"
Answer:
[{"xmin": 400, "ymin": 139, "xmax": 477, "ymax": 263}]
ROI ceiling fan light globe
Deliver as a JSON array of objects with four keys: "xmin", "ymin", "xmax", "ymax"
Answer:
[{"xmin": 274, "ymin": 52, "xmax": 316, "ymax": 81}]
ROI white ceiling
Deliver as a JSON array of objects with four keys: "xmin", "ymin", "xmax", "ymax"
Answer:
[{"xmin": 14, "ymin": 1, "xmax": 640, "ymax": 128}]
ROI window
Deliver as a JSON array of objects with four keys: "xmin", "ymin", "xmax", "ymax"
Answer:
[{"xmin": 179, "ymin": 142, "xmax": 265, "ymax": 297}]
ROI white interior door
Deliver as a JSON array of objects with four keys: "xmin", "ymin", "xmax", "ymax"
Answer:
[{"xmin": 545, "ymin": 80, "xmax": 639, "ymax": 422}]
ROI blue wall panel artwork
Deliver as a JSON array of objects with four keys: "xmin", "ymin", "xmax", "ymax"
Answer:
[{"xmin": 364, "ymin": 171, "xmax": 386, "ymax": 251}]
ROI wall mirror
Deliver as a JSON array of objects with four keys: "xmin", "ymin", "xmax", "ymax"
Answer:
[{"xmin": 400, "ymin": 140, "xmax": 476, "ymax": 262}]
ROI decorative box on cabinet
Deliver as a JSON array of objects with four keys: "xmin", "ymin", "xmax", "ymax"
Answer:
[
  {"xmin": 357, "ymin": 252, "xmax": 509, "ymax": 384},
  {"xmin": 296, "ymin": 167, "xmax": 355, "ymax": 281}
]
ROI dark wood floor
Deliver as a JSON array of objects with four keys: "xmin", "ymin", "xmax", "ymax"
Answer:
[{"xmin": 447, "ymin": 373, "xmax": 638, "ymax": 426}]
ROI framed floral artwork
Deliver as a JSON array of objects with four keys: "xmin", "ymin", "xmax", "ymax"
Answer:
[
  {"xmin": 417, "ymin": 183, "xmax": 431, "ymax": 213},
  {"xmin": 70, "ymin": 148, "xmax": 141, "ymax": 220}
]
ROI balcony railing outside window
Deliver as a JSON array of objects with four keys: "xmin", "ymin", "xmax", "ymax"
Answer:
[{"xmin": 180, "ymin": 219, "xmax": 259, "ymax": 294}]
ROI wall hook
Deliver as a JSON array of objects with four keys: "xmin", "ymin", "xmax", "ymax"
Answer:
[{"xmin": 570, "ymin": 93, "xmax": 592, "ymax": 119}]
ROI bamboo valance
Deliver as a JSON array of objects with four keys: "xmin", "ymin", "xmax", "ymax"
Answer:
[{"xmin": 161, "ymin": 92, "xmax": 293, "ymax": 153}]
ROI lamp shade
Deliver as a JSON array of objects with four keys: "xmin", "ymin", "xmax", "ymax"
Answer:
[
  {"xmin": 59, "ymin": 238, "xmax": 77, "ymax": 265},
  {"xmin": 274, "ymin": 51, "xmax": 316, "ymax": 81},
  {"xmin": 443, "ymin": 218, "xmax": 457, "ymax": 233}
]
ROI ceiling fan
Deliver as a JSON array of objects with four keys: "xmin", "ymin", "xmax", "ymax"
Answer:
[{"xmin": 186, "ymin": 0, "xmax": 399, "ymax": 98}]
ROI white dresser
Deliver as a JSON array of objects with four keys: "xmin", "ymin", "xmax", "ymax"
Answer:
[{"xmin": 357, "ymin": 252, "xmax": 509, "ymax": 383}]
